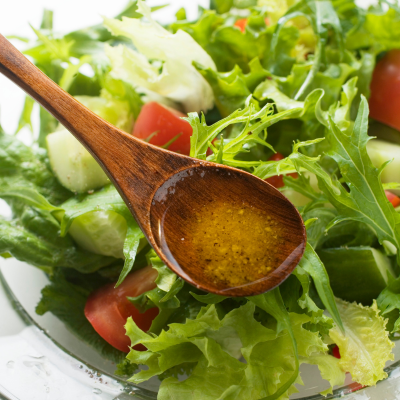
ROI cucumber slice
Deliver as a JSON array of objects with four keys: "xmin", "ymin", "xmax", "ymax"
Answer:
[
  {"xmin": 54, "ymin": 209, "xmax": 148, "ymax": 260},
  {"xmin": 46, "ymin": 128, "xmax": 110, "ymax": 193},
  {"xmin": 68, "ymin": 211, "xmax": 127, "ymax": 259},
  {"xmin": 46, "ymin": 95, "xmax": 134, "ymax": 193},
  {"xmin": 367, "ymin": 139, "xmax": 400, "ymax": 187},
  {"xmin": 74, "ymin": 96, "xmax": 133, "ymax": 133},
  {"xmin": 318, "ymin": 247, "xmax": 394, "ymax": 305}
]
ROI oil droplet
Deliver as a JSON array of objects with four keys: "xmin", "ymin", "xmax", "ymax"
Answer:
[
  {"xmin": 93, "ymin": 388, "xmax": 102, "ymax": 395},
  {"xmin": 6, "ymin": 361, "xmax": 14, "ymax": 369}
]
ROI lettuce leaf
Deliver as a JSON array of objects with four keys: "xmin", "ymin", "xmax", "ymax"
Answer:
[
  {"xmin": 194, "ymin": 58, "xmax": 270, "ymax": 117},
  {"xmin": 346, "ymin": 6, "xmax": 400, "ymax": 52},
  {"xmin": 104, "ymin": 0, "xmax": 216, "ymax": 113},
  {"xmin": 0, "ymin": 207, "xmax": 115, "ymax": 272},
  {"xmin": 124, "ymin": 298, "xmax": 334, "ymax": 399},
  {"xmin": 329, "ymin": 299, "xmax": 394, "ymax": 386},
  {"xmin": 272, "ymin": 0, "xmax": 344, "ymax": 100},
  {"xmin": 0, "ymin": 128, "xmax": 71, "ymax": 207}
]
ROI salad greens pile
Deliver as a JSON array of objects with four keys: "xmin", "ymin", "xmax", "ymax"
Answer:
[{"xmin": 2, "ymin": 0, "xmax": 400, "ymax": 398}]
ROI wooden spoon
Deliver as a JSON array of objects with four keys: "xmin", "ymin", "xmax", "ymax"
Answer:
[{"xmin": 0, "ymin": 34, "xmax": 306, "ymax": 297}]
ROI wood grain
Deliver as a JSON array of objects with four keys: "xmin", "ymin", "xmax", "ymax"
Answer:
[{"xmin": 0, "ymin": 34, "xmax": 306, "ymax": 297}]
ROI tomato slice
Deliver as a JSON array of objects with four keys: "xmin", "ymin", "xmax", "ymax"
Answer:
[
  {"xmin": 234, "ymin": 18, "xmax": 248, "ymax": 32},
  {"xmin": 133, "ymin": 102, "xmax": 193, "ymax": 155},
  {"xmin": 385, "ymin": 190, "xmax": 400, "ymax": 208},
  {"xmin": 332, "ymin": 345, "xmax": 341, "ymax": 359},
  {"xmin": 234, "ymin": 17, "xmax": 270, "ymax": 33},
  {"xmin": 369, "ymin": 50, "xmax": 400, "ymax": 132},
  {"xmin": 84, "ymin": 266, "xmax": 158, "ymax": 353},
  {"xmin": 265, "ymin": 153, "xmax": 298, "ymax": 188}
]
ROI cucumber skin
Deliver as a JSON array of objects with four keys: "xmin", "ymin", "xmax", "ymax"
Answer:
[{"xmin": 318, "ymin": 247, "xmax": 394, "ymax": 305}]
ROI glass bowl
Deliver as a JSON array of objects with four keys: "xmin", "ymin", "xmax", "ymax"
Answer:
[
  {"xmin": 1, "ymin": 257, "xmax": 400, "ymax": 400},
  {"xmin": 0, "ymin": 0, "xmax": 398, "ymax": 399}
]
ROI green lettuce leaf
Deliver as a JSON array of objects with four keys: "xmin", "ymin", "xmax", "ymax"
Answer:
[
  {"xmin": 272, "ymin": 0, "xmax": 344, "ymax": 100},
  {"xmin": 124, "ymin": 298, "xmax": 332, "ymax": 399},
  {"xmin": 0, "ymin": 208, "xmax": 114, "ymax": 272},
  {"xmin": 329, "ymin": 299, "xmax": 394, "ymax": 386},
  {"xmin": 0, "ymin": 128, "xmax": 71, "ymax": 207},
  {"xmin": 104, "ymin": 0, "xmax": 216, "ymax": 113},
  {"xmin": 303, "ymin": 354, "xmax": 344, "ymax": 396},
  {"xmin": 194, "ymin": 58, "xmax": 271, "ymax": 117},
  {"xmin": 346, "ymin": 6, "xmax": 400, "ymax": 52}
]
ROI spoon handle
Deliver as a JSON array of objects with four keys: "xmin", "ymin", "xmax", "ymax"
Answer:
[
  {"xmin": 0, "ymin": 34, "xmax": 195, "ymax": 226},
  {"xmin": 0, "ymin": 34, "xmax": 130, "ymax": 158}
]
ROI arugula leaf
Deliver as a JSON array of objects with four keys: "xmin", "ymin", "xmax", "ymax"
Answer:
[
  {"xmin": 15, "ymin": 96, "xmax": 35, "ymax": 135},
  {"xmin": 291, "ymin": 266, "xmax": 334, "ymax": 335},
  {"xmin": 298, "ymin": 243, "xmax": 343, "ymax": 332},
  {"xmin": 377, "ymin": 276, "xmax": 400, "ymax": 334},
  {"xmin": 317, "ymin": 97, "xmax": 400, "ymax": 263}
]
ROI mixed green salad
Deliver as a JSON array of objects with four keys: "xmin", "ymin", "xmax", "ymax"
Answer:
[{"xmin": 2, "ymin": 0, "xmax": 400, "ymax": 398}]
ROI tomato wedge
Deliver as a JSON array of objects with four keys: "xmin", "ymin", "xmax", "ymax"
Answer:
[
  {"xmin": 234, "ymin": 18, "xmax": 248, "ymax": 32},
  {"xmin": 385, "ymin": 190, "xmax": 400, "ymax": 208},
  {"xmin": 265, "ymin": 153, "xmax": 298, "ymax": 188},
  {"xmin": 369, "ymin": 50, "xmax": 400, "ymax": 132},
  {"xmin": 332, "ymin": 345, "xmax": 341, "ymax": 359},
  {"xmin": 133, "ymin": 102, "xmax": 192, "ymax": 155},
  {"xmin": 85, "ymin": 266, "xmax": 158, "ymax": 353},
  {"xmin": 234, "ymin": 17, "xmax": 270, "ymax": 33}
]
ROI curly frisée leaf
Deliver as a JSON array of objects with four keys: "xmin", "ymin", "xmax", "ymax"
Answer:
[
  {"xmin": 104, "ymin": 0, "xmax": 216, "ymax": 113},
  {"xmin": 187, "ymin": 99, "xmax": 302, "ymax": 164},
  {"xmin": 329, "ymin": 299, "xmax": 394, "ymax": 386}
]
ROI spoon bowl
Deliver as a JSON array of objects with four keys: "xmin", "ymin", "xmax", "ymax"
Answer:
[
  {"xmin": 150, "ymin": 164, "xmax": 305, "ymax": 296},
  {"xmin": 0, "ymin": 34, "xmax": 306, "ymax": 296}
]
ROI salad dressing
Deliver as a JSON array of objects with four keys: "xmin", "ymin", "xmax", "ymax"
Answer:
[
  {"xmin": 190, "ymin": 201, "xmax": 284, "ymax": 287},
  {"xmin": 151, "ymin": 166, "xmax": 303, "ymax": 295}
]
